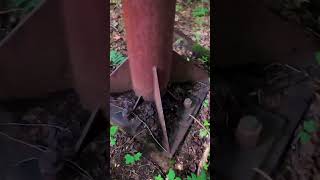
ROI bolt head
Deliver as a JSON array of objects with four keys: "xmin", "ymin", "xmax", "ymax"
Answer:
[{"xmin": 184, "ymin": 98, "xmax": 192, "ymax": 108}]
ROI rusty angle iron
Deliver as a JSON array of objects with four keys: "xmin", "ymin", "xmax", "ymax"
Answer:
[{"xmin": 110, "ymin": 0, "xmax": 209, "ymax": 157}]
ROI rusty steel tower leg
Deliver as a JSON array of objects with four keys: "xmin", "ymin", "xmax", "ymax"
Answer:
[
  {"xmin": 123, "ymin": 0, "xmax": 176, "ymax": 101},
  {"xmin": 61, "ymin": 0, "xmax": 108, "ymax": 111},
  {"xmin": 110, "ymin": 0, "xmax": 209, "ymax": 156}
]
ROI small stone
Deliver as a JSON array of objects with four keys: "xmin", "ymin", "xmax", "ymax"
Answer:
[{"xmin": 175, "ymin": 163, "xmax": 184, "ymax": 171}]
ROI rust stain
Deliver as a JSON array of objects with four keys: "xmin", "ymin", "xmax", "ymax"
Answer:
[{"xmin": 123, "ymin": 0, "xmax": 176, "ymax": 101}]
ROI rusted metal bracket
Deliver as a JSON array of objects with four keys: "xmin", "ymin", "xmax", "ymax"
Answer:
[
  {"xmin": 110, "ymin": 54, "xmax": 209, "ymax": 157},
  {"xmin": 153, "ymin": 66, "xmax": 170, "ymax": 152}
]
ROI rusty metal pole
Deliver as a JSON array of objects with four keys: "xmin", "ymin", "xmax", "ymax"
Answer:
[
  {"xmin": 123, "ymin": 0, "xmax": 176, "ymax": 101},
  {"xmin": 61, "ymin": 0, "xmax": 108, "ymax": 111}
]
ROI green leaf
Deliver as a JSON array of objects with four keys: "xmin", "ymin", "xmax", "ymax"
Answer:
[
  {"xmin": 110, "ymin": 125, "xmax": 118, "ymax": 137},
  {"xmin": 175, "ymin": 177, "xmax": 182, "ymax": 180},
  {"xmin": 203, "ymin": 162, "xmax": 209, "ymax": 171},
  {"xmin": 176, "ymin": 4, "xmax": 183, "ymax": 12},
  {"xmin": 167, "ymin": 168, "xmax": 176, "ymax": 180},
  {"xmin": 110, "ymin": 50, "xmax": 126, "ymax": 66},
  {"xmin": 299, "ymin": 131, "xmax": 311, "ymax": 144},
  {"xmin": 133, "ymin": 152, "xmax": 142, "ymax": 161},
  {"xmin": 124, "ymin": 154, "xmax": 135, "ymax": 165},
  {"xmin": 154, "ymin": 174, "xmax": 164, "ymax": 180},
  {"xmin": 200, "ymin": 56, "xmax": 209, "ymax": 63},
  {"xmin": 198, "ymin": 170, "xmax": 207, "ymax": 180},
  {"xmin": 315, "ymin": 51, "xmax": 320, "ymax": 65},
  {"xmin": 303, "ymin": 120, "xmax": 317, "ymax": 133},
  {"xmin": 203, "ymin": 120, "xmax": 210, "ymax": 128},
  {"xmin": 110, "ymin": 137, "xmax": 116, "ymax": 146},
  {"xmin": 202, "ymin": 99, "xmax": 209, "ymax": 108},
  {"xmin": 192, "ymin": 7, "xmax": 209, "ymax": 17},
  {"xmin": 187, "ymin": 173, "xmax": 197, "ymax": 180},
  {"xmin": 199, "ymin": 129, "xmax": 208, "ymax": 138}
]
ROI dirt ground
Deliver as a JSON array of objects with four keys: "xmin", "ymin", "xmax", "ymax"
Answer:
[
  {"xmin": 0, "ymin": 90, "xmax": 108, "ymax": 180},
  {"xmin": 110, "ymin": 0, "xmax": 210, "ymax": 179},
  {"xmin": 267, "ymin": 0, "xmax": 320, "ymax": 179}
]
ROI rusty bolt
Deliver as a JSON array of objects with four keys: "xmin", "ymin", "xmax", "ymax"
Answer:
[
  {"xmin": 235, "ymin": 115, "xmax": 262, "ymax": 149},
  {"xmin": 184, "ymin": 98, "xmax": 192, "ymax": 109}
]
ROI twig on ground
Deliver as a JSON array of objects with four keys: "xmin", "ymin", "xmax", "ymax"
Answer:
[
  {"xmin": 197, "ymin": 142, "xmax": 210, "ymax": 176},
  {"xmin": 0, "ymin": 131, "xmax": 45, "ymax": 152},
  {"xmin": 37, "ymin": 144, "xmax": 49, "ymax": 151},
  {"xmin": 283, "ymin": 64, "xmax": 302, "ymax": 73},
  {"xmin": 132, "ymin": 96, "xmax": 142, "ymax": 111},
  {"xmin": 306, "ymin": 27, "xmax": 320, "ymax": 40},
  {"xmin": 0, "ymin": 8, "xmax": 23, "ymax": 14},
  {"xmin": 112, "ymin": 129, "xmax": 146, "ymax": 153},
  {"xmin": 14, "ymin": 157, "xmax": 38, "ymax": 166},
  {"xmin": 264, "ymin": 63, "xmax": 283, "ymax": 71},
  {"xmin": 252, "ymin": 168, "xmax": 273, "ymax": 180},
  {"xmin": 167, "ymin": 90, "xmax": 179, "ymax": 101},
  {"xmin": 64, "ymin": 159, "xmax": 94, "ymax": 180},
  {"xmin": 189, "ymin": 114, "xmax": 210, "ymax": 135},
  {"xmin": 131, "ymin": 112, "xmax": 168, "ymax": 153},
  {"xmin": 0, "ymin": 122, "xmax": 71, "ymax": 133},
  {"xmin": 110, "ymin": 103, "xmax": 125, "ymax": 110},
  {"xmin": 143, "ymin": 156, "xmax": 166, "ymax": 178}
]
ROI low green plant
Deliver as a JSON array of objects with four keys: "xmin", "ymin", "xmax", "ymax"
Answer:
[
  {"xmin": 298, "ymin": 119, "xmax": 318, "ymax": 144},
  {"xmin": 167, "ymin": 168, "xmax": 181, "ymax": 180},
  {"xmin": 154, "ymin": 168, "xmax": 181, "ymax": 180},
  {"xmin": 194, "ymin": 32, "xmax": 202, "ymax": 42},
  {"xmin": 186, "ymin": 171, "xmax": 208, "ymax": 180},
  {"xmin": 199, "ymin": 119, "xmax": 210, "ymax": 138},
  {"xmin": 192, "ymin": 43, "xmax": 210, "ymax": 63},
  {"xmin": 203, "ymin": 162, "xmax": 209, "ymax": 171},
  {"xmin": 124, "ymin": 152, "xmax": 142, "ymax": 165},
  {"xmin": 110, "ymin": 50, "xmax": 126, "ymax": 66},
  {"xmin": 176, "ymin": 4, "xmax": 183, "ymax": 12},
  {"xmin": 202, "ymin": 99, "xmax": 209, "ymax": 108},
  {"xmin": 192, "ymin": 7, "xmax": 209, "ymax": 17},
  {"xmin": 110, "ymin": 125, "xmax": 118, "ymax": 146},
  {"xmin": 154, "ymin": 174, "xmax": 164, "ymax": 180}
]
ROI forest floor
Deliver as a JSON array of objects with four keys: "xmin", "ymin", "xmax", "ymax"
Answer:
[{"xmin": 272, "ymin": 1, "xmax": 320, "ymax": 179}]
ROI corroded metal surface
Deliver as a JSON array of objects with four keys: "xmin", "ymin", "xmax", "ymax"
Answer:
[
  {"xmin": 110, "ymin": 0, "xmax": 210, "ymax": 158},
  {"xmin": 0, "ymin": 0, "xmax": 108, "ymax": 112},
  {"xmin": 110, "ymin": 60, "xmax": 132, "ymax": 93},
  {"xmin": 153, "ymin": 67, "xmax": 170, "ymax": 152},
  {"xmin": 123, "ymin": 0, "xmax": 176, "ymax": 101},
  {"xmin": 0, "ymin": 0, "xmax": 70, "ymax": 99},
  {"xmin": 61, "ymin": 0, "xmax": 108, "ymax": 111},
  {"xmin": 110, "ymin": 51, "xmax": 209, "ymax": 94}
]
